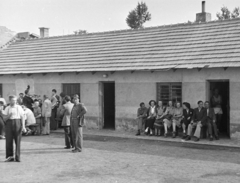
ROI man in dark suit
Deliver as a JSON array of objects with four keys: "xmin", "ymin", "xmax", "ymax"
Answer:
[
  {"xmin": 70, "ymin": 94, "xmax": 87, "ymax": 153},
  {"xmin": 185, "ymin": 101, "xmax": 207, "ymax": 142},
  {"xmin": 205, "ymin": 101, "xmax": 219, "ymax": 141}
]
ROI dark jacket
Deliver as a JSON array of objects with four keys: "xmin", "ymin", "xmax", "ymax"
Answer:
[
  {"xmin": 23, "ymin": 96, "xmax": 34, "ymax": 111},
  {"xmin": 206, "ymin": 108, "xmax": 216, "ymax": 122},
  {"xmin": 192, "ymin": 107, "xmax": 207, "ymax": 125},
  {"xmin": 183, "ymin": 108, "xmax": 194, "ymax": 122},
  {"xmin": 71, "ymin": 103, "xmax": 87, "ymax": 126}
]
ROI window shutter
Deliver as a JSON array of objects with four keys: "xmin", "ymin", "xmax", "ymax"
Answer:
[{"xmin": 62, "ymin": 83, "xmax": 80, "ymax": 99}]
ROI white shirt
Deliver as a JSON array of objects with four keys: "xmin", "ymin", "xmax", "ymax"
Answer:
[
  {"xmin": 4, "ymin": 105, "xmax": 24, "ymax": 119},
  {"xmin": 24, "ymin": 108, "xmax": 36, "ymax": 126},
  {"xmin": 150, "ymin": 106, "xmax": 155, "ymax": 114}
]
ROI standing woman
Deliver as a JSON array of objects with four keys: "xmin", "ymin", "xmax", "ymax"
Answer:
[
  {"xmin": 172, "ymin": 102, "xmax": 183, "ymax": 138},
  {"xmin": 23, "ymin": 85, "xmax": 34, "ymax": 111},
  {"xmin": 1, "ymin": 95, "xmax": 26, "ymax": 162},
  {"xmin": 211, "ymin": 88, "xmax": 223, "ymax": 131},
  {"xmin": 182, "ymin": 102, "xmax": 193, "ymax": 139},
  {"xmin": 42, "ymin": 95, "xmax": 52, "ymax": 135},
  {"xmin": 163, "ymin": 101, "xmax": 175, "ymax": 137},
  {"xmin": 153, "ymin": 101, "xmax": 166, "ymax": 136},
  {"xmin": 144, "ymin": 100, "xmax": 157, "ymax": 136}
]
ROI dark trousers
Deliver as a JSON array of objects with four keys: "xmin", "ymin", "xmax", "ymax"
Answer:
[
  {"xmin": 145, "ymin": 118, "xmax": 156, "ymax": 130},
  {"xmin": 0, "ymin": 117, "xmax": 5, "ymax": 136},
  {"xmin": 63, "ymin": 126, "xmax": 73, "ymax": 148},
  {"xmin": 5, "ymin": 119, "xmax": 22, "ymax": 160},
  {"xmin": 50, "ymin": 108, "xmax": 58, "ymax": 130},
  {"xmin": 207, "ymin": 119, "xmax": 218, "ymax": 137}
]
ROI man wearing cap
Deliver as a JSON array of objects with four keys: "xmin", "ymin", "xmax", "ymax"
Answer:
[
  {"xmin": 70, "ymin": 94, "xmax": 87, "ymax": 153},
  {"xmin": 0, "ymin": 95, "xmax": 26, "ymax": 162}
]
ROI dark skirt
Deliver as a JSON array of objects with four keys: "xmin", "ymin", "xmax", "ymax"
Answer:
[
  {"xmin": 182, "ymin": 118, "xmax": 191, "ymax": 126},
  {"xmin": 154, "ymin": 118, "xmax": 164, "ymax": 129},
  {"xmin": 145, "ymin": 118, "xmax": 156, "ymax": 130}
]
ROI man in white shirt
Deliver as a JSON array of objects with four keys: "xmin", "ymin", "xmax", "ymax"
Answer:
[{"xmin": 0, "ymin": 95, "xmax": 26, "ymax": 162}]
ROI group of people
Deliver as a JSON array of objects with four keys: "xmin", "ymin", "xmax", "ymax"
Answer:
[
  {"xmin": 136, "ymin": 89, "xmax": 223, "ymax": 142},
  {"xmin": 0, "ymin": 86, "xmax": 87, "ymax": 162}
]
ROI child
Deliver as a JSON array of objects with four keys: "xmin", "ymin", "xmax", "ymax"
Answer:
[{"xmin": 33, "ymin": 100, "xmax": 42, "ymax": 135}]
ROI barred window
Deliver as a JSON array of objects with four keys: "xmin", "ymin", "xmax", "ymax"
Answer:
[
  {"xmin": 62, "ymin": 83, "xmax": 80, "ymax": 99},
  {"xmin": 157, "ymin": 83, "xmax": 182, "ymax": 106}
]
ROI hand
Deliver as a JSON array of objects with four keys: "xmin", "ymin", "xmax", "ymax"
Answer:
[
  {"xmin": 187, "ymin": 117, "xmax": 190, "ymax": 120},
  {"xmin": 22, "ymin": 127, "xmax": 27, "ymax": 133}
]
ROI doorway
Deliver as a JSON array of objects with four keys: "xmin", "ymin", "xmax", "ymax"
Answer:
[
  {"xmin": 102, "ymin": 82, "xmax": 115, "ymax": 129},
  {"xmin": 209, "ymin": 80, "xmax": 230, "ymax": 138}
]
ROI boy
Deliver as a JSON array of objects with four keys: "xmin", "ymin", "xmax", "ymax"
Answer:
[{"xmin": 33, "ymin": 100, "xmax": 42, "ymax": 135}]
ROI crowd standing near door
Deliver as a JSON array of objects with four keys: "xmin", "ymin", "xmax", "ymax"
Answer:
[
  {"xmin": 0, "ymin": 85, "xmax": 87, "ymax": 162},
  {"xmin": 136, "ymin": 89, "xmax": 224, "ymax": 142}
]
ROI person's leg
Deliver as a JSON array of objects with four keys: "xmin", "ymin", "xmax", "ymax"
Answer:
[
  {"xmin": 163, "ymin": 119, "xmax": 168, "ymax": 136},
  {"xmin": 185, "ymin": 123, "xmax": 193, "ymax": 140},
  {"xmin": 70, "ymin": 122, "xmax": 75, "ymax": 148},
  {"xmin": 136, "ymin": 118, "xmax": 142, "ymax": 135},
  {"xmin": 63, "ymin": 127, "xmax": 70, "ymax": 148},
  {"xmin": 212, "ymin": 122, "xmax": 219, "ymax": 139},
  {"xmin": 13, "ymin": 119, "xmax": 22, "ymax": 161},
  {"xmin": 0, "ymin": 119, "xmax": 4, "ymax": 137},
  {"xmin": 207, "ymin": 121, "xmax": 213, "ymax": 140},
  {"xmin": 193, "ymin": 123, "xmax": 202, "ymax": 140},
  {"xmin": 47, "ymin": 117, "xmax": 50, "ymax": 135},
  {"xmin": 5, "ymin": 120, "xmax": 14, "ymax": 159},
  {"xmin": 74, "ymin": 126, "xmax": 83, "ymax": 152}
]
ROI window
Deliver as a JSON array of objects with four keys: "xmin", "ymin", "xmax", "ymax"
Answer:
[
  {"xmin": 157, "ymin": 83, "xmax": 182, "ymax": 106},
  {"xmin": 62, "ymin": 83, "xmax": 80, "ymax": 99}
]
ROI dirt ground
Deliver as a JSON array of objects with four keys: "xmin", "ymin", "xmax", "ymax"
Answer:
[{"xmin": 0, "ymin": 133, "xmax": 240, "ymax": 183}]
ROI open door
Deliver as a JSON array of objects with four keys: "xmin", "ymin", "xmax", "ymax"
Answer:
[{"xmin": 209, "ymin": 80, "xmax": 230, "ymax": 138}]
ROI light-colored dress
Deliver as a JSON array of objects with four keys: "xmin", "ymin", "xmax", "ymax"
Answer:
[
  {"xmin": 163, "ymin": 106, "xmax": 175, "ymax": 127},
  {"xmin": 212, "ymin": 95, "xmax": 223, "ymax": 114},
  {"xmin": 172, "ymin": 107, "xmax": 183, "ymax": 127}
]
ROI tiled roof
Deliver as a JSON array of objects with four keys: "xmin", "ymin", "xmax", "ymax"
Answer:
[{"xmin": 0, "ymin": 18, "xmax": 240, "ymax": 74}]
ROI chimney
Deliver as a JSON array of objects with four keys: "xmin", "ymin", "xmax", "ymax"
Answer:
[
  {"xmin": 196, "ymin": 1, "xmax": 211, "ymax": 22},
  {"xmin": 39, "ymin": 27, "xmax": 49, "ymax": 38}
]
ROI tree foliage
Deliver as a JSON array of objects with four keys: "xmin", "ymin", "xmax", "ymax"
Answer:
[
  {"xmin": 126, "ymin": 2, "xmax": 151, "ymax": 29},
  {"xmin": 216, "ymin": 6, "xmax": 240, "ymax": 20},
  {"xmin": 74, "ymin": 30, "xmax": 87, "ymax": 35}
]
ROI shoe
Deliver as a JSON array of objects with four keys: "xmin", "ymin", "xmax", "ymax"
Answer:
[
  {"xmin": 182, "ymin": 135, "xmax": 187, "ymax": 139},
  {"xmin": 194, "ymin": 137, "xmax": 200, "ymax": 142},
  {"xmin": 172, "ymin": 132, "xmax": 176, "ymax": 138},
  {"xmin": 135, "ymin": 130, "xmax": 140, "ymax": 136},
  {"xmin": 185, "ymin": 136, "xmax": 191, "ymax": 141},
  {"xmin": 215, "ymin": 136, "xmax": 219, "ymax": 140},
  {"xmin": 64, "ymin": 147, "xmax": 71, "ymax": 149},
  {"xmin": 209, "ymin": 136, "xmax": 213, "ymax": 141},
  {"xmin": 72, "ymin": 149, "xmax": 81, "ymax": 153},
  {"xmin": 0, "ymin": 135, "xmax": 5, "ymax": 139},
  {"xmin": 5, "ymin": 157, "xmax": 14, "ymax": 162},
  {"xmin": 15, "ymin": 159, "xmax": 21, "ymax": 162},
  {"xmin": 164, "ymin": 133, "xmax": 167, "ymax": 138}
]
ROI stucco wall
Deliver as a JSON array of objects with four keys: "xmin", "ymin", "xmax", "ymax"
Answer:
[{"xmin": 0, "ymin": 68, "xmax": 240, "ymax": 136}]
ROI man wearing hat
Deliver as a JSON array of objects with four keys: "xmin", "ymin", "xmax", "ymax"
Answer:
[{"xmin": 70, "ymin": 94, "xmax": 87, "ymax": 153}]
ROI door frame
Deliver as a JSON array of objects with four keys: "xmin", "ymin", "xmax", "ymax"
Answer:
[
  {"xmin": 99, "ymin": 81, "xmax": 116, "ymax": 129},
  {"xmin": 206, "ymin": 79, "xmax": 230, "ymax": 137}
]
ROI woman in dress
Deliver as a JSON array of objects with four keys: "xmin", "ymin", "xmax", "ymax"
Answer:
[
  {"xmin": 144, "ymin": 100, "xmax": 157, "ymax": 136},
  {"xmin": 211, "ymin": 88, "xmax": 222, "ymax": 131},
  {"xmin": 172, "ymin": 102, "xmax": 183, "ymax": 138},
  {"xmin": 153, "ymin": 101, "xmax": 166, "ymax": 136},
  {"xmin": 163, "ymin": 101, "xmax": 175, "ymax": 137},
  {"xmin": 181, "ymin": 102, "xmax": 193, "ymax": 139}
]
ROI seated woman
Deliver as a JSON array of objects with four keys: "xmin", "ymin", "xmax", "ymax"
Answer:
[
  {"xmin": 172, "ymin": 102, "xmax": 183, "ymax": 138},
  {"xmin": 163, "ymin": 101, "xmax": 175, "ymax": 137},
  {"xmin": 135, "ymin": 102, "xmax": 148, "ymax": 136},
  {"xmin": 182, "ymin": 102, "xmax": 193, "ymax": 139},
  {"xmin": 144, "ymin": 100, "xmax": 157, "ymax": 136},
  {"xmin": 153, "ymin": 101, "xmax": 166, "ymax": 136}
]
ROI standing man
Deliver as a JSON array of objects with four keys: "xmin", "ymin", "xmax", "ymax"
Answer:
[
  {"xmin": 0, "ymin": 101, "xmax": 5, "ymax": 139},
  {"xmin": 50, "ymin": 89, "xmax": 60, "ymax": 130},
  {"xmin": 1, "ymin": 95, "xmax": 26, "ymax": 162},
  {"xmin": 60, "ymin": 95, "xmax": 74, "ymax": 149},
  {"xmin": 17, "ymin": 93, "xmax": 24, "ymax": 105},
  {"xmin": 205, "ymin": 101, "xmax": 219, "ymax": 141},
  {"xmin": 42, "ymin": 95, "xmax": 52, "ymax": 135},
  {"xmin": 185, "ymin": 101, "xmax": 207, "ymax": 142},
  {"xmin": 70, "ymin": 94, "xmax": 87, "ymax": 153},
  {"xmin": 23, "ymin": 85, "xmax": 34, "ymax": 111}
]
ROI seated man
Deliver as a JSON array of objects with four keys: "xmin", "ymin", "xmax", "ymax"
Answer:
[
  {"xmin": 185, "ymin": 101, "xmax": 207, "ymax": 142},
  {"xmin": 205, "ymin": 101, "xmax": 219, "ymax": 141},
  {"xmin": 22, "ymin": 105, "xmax": 36, "ymax": 135}
]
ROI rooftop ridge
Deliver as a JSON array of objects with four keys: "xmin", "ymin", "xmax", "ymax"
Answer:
[{"xmin": 14, "ymin": 17, "xmax": 240, "ymax": 43}]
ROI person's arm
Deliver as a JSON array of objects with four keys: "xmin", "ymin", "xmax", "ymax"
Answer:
[
  {"xmin": 137, "ymin": 108, "xmax": 141, "ymax": 118},
  {"xmin": 200, "ymin": 109, "xmax": 207, "ymax": 124},
  {"xmin": 35, "ymin": 108, "xmax": 42, "ymax": 118},
  {"xmin": 77, "ymin": 104, "xmax": 87, "ymax": 118},
  {"xmin": 19, "ymin": 107, "xmax": 26, "ymax": 132},
  {"xmin": 60, "ymin": 105, "xmax": 66, "ymax": 116}
]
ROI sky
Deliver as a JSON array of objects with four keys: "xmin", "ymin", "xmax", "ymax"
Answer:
[{"xmin": 0, "ymin": 0, "xmax": 239, "ymax": 36}]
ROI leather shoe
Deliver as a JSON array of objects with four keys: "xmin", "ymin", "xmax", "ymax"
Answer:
[
  {"xmin": 194, "ymin": 137, "xmax": 200, "ymax": 142},
  {"xmin": 72, "ymin": 149, "xmax": 81, "ymax": 153},
  {"xmin": 15, "ymin": 159, "xmax": 21, "ymax": 162},
  {"xmin": 5, "ymin": 157, "xmax": 14, "ymax": 162},
  {"xmin": 184, "ymin": 136, "xmax": 191, "ymax": 141},
  {"xmin": 172, "ymin": 132, "xmax": 176, "ymax": 138},
  {"xmin": 209, "ymin": 136, "xmax": 213, "ymax": 141}
]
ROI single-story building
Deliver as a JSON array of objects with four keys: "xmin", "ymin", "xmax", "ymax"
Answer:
[{"xmin": 0, "ymin": 6, "xmax": 240, "ymax": 137}]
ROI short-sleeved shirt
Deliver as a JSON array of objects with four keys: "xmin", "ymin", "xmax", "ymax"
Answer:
[
  {"xmin": 4, "ymin": 105, "xmax": 24, "ymax": 119},
  {"xmin": 24, "ymin": 108, "xmax": 36, "ymax": 126}
]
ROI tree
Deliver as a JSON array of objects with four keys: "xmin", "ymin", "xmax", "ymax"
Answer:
[
  {"xmin": 216, "ymin": 6, "xmax": 240, "ymax": 20},
  {"xmin": 126, "ymin": 2, "xmax": 151, "ymax": 29},
  {"xmin": 74, "ymin": 30, "xmax": 87, "ymax": 35}
]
